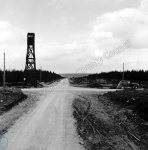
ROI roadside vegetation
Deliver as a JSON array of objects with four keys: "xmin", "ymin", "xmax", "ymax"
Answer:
[
  {"xmin": 73, "ymin": 92, "xmax": 148, "ymax": 150},
  {"xmin": 104, "ymin": 90, "xmax": 148, "ymax": 123},
  {"xmin": 0, "ymin": 88, "xmax": 27, "ymax": 115},
  {"xmin": 70, "ymin": 76, "xmax": 117, "ymax": 89}
]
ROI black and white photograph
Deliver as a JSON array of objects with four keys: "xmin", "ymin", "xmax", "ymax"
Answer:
[{"xmin": 0, "ymin": 0, "xmax": 148, "ymax": 149}]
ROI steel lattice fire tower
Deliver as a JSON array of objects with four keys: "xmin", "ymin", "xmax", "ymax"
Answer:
[{"xmin": 25, "ymin": 33, "xmax": 37, "ymax": 87}]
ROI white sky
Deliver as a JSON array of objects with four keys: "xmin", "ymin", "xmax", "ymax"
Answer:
[{"xmin": 0, "ymin": 0, "xmax": 147, "ymax": 73}]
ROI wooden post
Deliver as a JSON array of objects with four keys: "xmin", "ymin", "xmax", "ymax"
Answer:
[
  {"xmin": 3, "ymin": 53, "xmax": 5, "ymax": 88},
  {"xmin": 40, "ymin": 66, "xmax": 42, "ymax": 82},
  {"xmin": 122, "ymin": 63, "xmax": 124, "ymax": 81}
]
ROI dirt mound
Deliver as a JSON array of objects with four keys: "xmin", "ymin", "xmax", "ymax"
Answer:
[{"xmin": 0, "ymin": 88, "xmax": 27, "ymax": 114}]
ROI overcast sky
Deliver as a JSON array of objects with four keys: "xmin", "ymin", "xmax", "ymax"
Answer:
[{"xmin": 0, "ymin": 0, "xmax": 147, "ymax": 73}]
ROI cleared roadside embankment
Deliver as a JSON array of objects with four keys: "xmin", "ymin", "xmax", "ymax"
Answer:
[{"xmin": 73, "ymin": 92, "xmax": 148, "ymax": 150}]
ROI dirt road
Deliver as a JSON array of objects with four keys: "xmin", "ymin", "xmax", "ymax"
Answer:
[{"xmin": 3, "ymin": 79, "xmax": 116, "ymax": 150}]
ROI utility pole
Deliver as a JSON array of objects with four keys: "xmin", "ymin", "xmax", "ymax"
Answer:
[
  {"xmin": 122, "ymin": 63, "xmax": 124, "ymax": 81},
  {"xmin": 3, "ymin": 52, "xmax": 5, "ymax": 88},
  {"xmin": 40, "ymin": 66, "xmax": 42, "ymax": 82}
]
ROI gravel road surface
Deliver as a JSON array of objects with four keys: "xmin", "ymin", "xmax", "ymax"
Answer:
[{"xmin": 3, "ymin": 79, "xmax": 116, "ymax": 150}]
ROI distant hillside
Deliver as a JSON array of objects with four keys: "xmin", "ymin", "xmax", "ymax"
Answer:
[{"xmin": 60, "ymin": 73, "xmax": 90, "ymax": 78}]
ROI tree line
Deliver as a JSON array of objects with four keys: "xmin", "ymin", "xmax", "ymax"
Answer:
[
  {"xmin": 0, "ymin": 69, "xmax": 62, "ymax": 83},
  {"xmin": 88, "ymin": 70, "xmax": 148, "ymax": 81}
]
